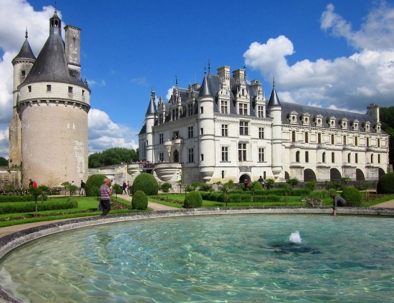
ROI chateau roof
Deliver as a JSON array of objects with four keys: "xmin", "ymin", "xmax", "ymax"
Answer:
[
  {"xmin": 267, "ymin": 81, "xmax": 281, "ymax": 107},
  {"xmin": 12, "ymin": 32, "xmax": 36, "ymax": 63},
  {"xmin": 22, "ymin": 12, "xmax": 87, "ymax": 88}
]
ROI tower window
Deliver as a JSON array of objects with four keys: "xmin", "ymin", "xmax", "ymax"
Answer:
[
  {"xmin": 28, "ymin": 86, "xmax": 32, "ymax": 92},
  {"xmin": 47, "ymin": 84, "xmax": 52, "ymax": 92},
  {"xmin": 21, "ymin": 70, "xmax": 26, "ymax": 77},
  {"xmin": 68, "ymin": 86, "xmax": 73, "ymax": 93}
]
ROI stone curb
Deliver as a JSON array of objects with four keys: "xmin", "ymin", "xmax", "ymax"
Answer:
[{"xmin": 1, "ymin": 207, "xmax": 394, "ymax": 302}]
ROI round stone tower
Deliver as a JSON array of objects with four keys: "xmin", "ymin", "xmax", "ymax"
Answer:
[{"xmin": 12, "ymin": 11, "xmax": 90, "ymax": 187}]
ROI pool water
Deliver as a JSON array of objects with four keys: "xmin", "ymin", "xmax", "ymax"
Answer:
[{"xmin": 1, "ymin": 215, "xmax": 393, "ymax": 302}]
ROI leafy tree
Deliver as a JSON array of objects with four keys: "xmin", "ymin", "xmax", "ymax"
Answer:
[
  {"xmin": 0, "ymin": 157, "xmax": 8, "ymax": 166},
  {"xmin": 61, "ymin": 182, "xmax": 78, "ymax": 196},
  {"xmin": 29, "ymin": 185, "xmax": 49, "ymax": 214},
  {"xmin": 380, "ymin": 106, "xmax": 394, "ymax": 165},
  {"xmin": 88, "ymin": 148, "xmax": 138, "ymax": 168}
]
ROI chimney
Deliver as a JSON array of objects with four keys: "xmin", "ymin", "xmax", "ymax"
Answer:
[{"xmin": 64, "ymin": 25, "xmax": 81, "ymax": 79}]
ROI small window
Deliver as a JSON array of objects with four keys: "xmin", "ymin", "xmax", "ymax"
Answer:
[
  {"xmin": 28, "ymin": 85, "xmax": 32, "ymax": 92},
  {"xmin": 47, "ymin": 84, "xmax": 51, "ymax": 92},
  {"xmin": 68, "ymin": 86, "xmax": 73, "ymax": 93},
  {"xmin": 200, "ymin": 106, "xmax": 204, "ymax": 114},
  {"xmin": 200, "ymin": 128, "xmax": 204, "ymax": 135},
  {"xmin": 21, "ymin": 70, "xmax": 26, "ymax": 77},
  {"xmin": 82, "ymin": 90, "xmax": 85, "ymax": 96},
  {"xmin": 201, "ymin": 154, "xmax": 204, "ymax": 161}
]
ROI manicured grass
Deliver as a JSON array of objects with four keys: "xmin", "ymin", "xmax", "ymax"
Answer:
[{"xmin": 0, "ymin": 196, "xmax": 141, "ymax": 228}]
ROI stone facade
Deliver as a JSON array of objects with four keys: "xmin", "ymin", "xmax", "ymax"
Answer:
[
  {"xmin": 8, "ymin": 11, "xmax": 90, "ymax": 187},
  {"xmin": 139, "ymin": 65, "xmax": 389, "ymax": 185}
]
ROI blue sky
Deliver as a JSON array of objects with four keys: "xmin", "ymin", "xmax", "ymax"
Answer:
[{"xmin": 1, "ymin": 0, "xmax": 394, "ymax": 158}]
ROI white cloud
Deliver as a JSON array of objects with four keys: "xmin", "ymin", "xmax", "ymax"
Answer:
[
  {"xmin": 88, "ymin": 109, "xmax": 138, "ymax": 154},
  {"xmin": 244, "ymin": 2, "xmax": 394, "ymax": 111},
  {"xmin": 0, "ymin": 0, "xmax": 136, "ymax": 158}
]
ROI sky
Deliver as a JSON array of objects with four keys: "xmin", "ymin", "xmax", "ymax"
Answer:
[{"xmin": 1, "ymin": 0, "xmax": 394, "ymax": 159}]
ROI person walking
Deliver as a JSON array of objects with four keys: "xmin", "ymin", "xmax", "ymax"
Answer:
[
  {"xmin": 100, "ymin": 179, "xmax": 112, "ymax": 216},
  {"xmin": 80, "ymin": 180, "xmax": 86, "ymax": 196}
]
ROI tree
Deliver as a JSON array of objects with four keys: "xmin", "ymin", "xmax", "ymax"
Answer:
[
  {"xmin": 380, "ymin": 106, "xmax": 394, "ymax": 165},
  {"xmin": 29, "ymin": 185, "xmax": 49, "ymax": 214},
  {"xmin": 0, "ymin": 157, "xmax": 8, "ymax": 166},
  {"xmin": 88, "ymin": 148, "xmax": 139, "ymax": 168}
]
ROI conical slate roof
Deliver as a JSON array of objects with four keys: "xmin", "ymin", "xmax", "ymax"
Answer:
[
  {"xmin": 22, "ymin": 12, "xmax": 86, "ymax": 87},
  {"xmin": 199, "ymin": 74, "xmax": 211, "ymax": 97},
  {"xmin": 267, "ymin": 81, "xmax": 281, "ymax": 107},
  {"xmin": 12, "ymin": 31, "xmax": 36, "ymax": 63},
  {"xmin": 145, "ymin": 90, "xmax": 157, "ymax": 116}
]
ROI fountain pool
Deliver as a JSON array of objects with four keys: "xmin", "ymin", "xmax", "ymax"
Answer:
[{"xmin": 1, "ymin": 214, "xmax": 393, "ymax": 302}]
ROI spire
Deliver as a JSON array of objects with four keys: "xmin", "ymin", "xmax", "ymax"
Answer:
[
  {"xmin": 145, "ymin": 90, "xmax": 157, "ymax": 116},
  {"xmin": 12, "ymin": 30, "xmax": 36, "ymax": 64},
  {"xmin": 267, "ymin": 78, "xmax": 281, "ymax": 107},
  {"xmin": 200, "ymin": 74, "xmax": 211, "ymax": 97}
]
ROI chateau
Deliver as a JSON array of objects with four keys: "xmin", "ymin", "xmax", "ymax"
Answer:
[
  {"xmin": 8, "ymin": 11, "xmax": 90, "ymax": 187},
  {"xmin": 139, "ymin": 66, "xmax": 389, "ymax": 185}
]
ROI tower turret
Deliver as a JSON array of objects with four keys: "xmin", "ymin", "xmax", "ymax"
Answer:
[
  {"xmin": 268, "ymin": 80, "xmax": 283, "ymax": 179},
  {"xmin": 198, "ymin": 74, "xmax": 215, "ymax": 182},
  {"xmin": 9, "ymin": 30, "xmax": 36, "ymax": 168},
  {"xmin": 144, "ymin": 90, "xmax": 157, "ymax": 162}
]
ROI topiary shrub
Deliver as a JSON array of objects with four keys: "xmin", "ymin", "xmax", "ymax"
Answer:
[
  {"xmin": 377, "ymin": 173, "xmax": 394, "ymax": 194},
  {"xmin": 160, "ymin": 182, "xmax": 172, "ymax": 193},
  {"xmin": 183, "ymin": 191, "xmax": 202, "ymax": 208},
  {"xmin": 86, "ymin": 174, "xmax": 106, "ymax": 197},
  {"xmin": 342, "ymin": 186, "xmax": 362, "ymax": 207},
  {"xmin": 132, "ymin": 173, "xmax": 159, "ymax": 195},
  {"xmin": 132, "ymin": 190, "xmax": 148, "ymax": 210}
]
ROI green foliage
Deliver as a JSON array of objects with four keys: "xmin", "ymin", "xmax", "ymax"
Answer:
[
  {"xmin": 342, "ymin": 186, "xmax": 362, "ymax": 207},
  {"xmin": 278, "ymin": 183, "xmax": 292, "ymax": 195},
  {"xmin": 183, "ymin": 191, "xmax": 202, "ymax": 208},
  {"xmin": 264, "ymin": 179, "xmax": 275, "ymax": 189},
  {"xmin": 252, "ymin": 195, "xmax": 282, "ymax": 202},
  {"xmin": 199, "ymin": 183, "xmax": 213, "ymax": 192},
  {"xmin": 305, "ymin": 181, "xmax": 317, "ymax": 191},
  {"xmin": 113, "ymin": 184, "xmax": 122, "ymax": 195},
  {"xmin": 160, "ymin": 182, "xmax": 172, "ymax": 193},
  {"xmin": 88, "ymin": 148, "xmax": 138, "ymax": 168},
  {"xmin": 250, "ymin": 181, "xmax": 263, "ymax": 192},
  {"xmin": 0, "ymin": 195, "xmax": 40, "ymax": 203},
  {"xmin": 377, "ymin": 173, "xmax": 394, "ymax": 194},
  {"xmin": 0, "ymin": 198, "xmax": 78, "ymax": 214},
  {"xmin": 380, "ymin": 106, "xmax": 394, "ymax": 164},
  {"xmin": 0, "ymin": 157, "xmax": 8, "ymax": 166},
  {"xmin": 287, "ymin": 178, "xmax": 300, "ymax": 187},
  {"xmin": 86, "ymin": 174, "xmax": 106, "ymax": 197},
  {"xmin": 132, "ymin": 173, "xmax": 159, "ymax": 195},
  {"xmin": 132, "ymin": 190, "xmax": 148, "ymax": 210},
  {"xmin": 309, "ymin": 190, "xmax": 330, "ymax": 200},
  {"xmin": 61, "ymin": 182, "xmax": 78, "ymax": 196}
]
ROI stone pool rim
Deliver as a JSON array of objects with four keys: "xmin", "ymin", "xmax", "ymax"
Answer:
[{"xmin": 1, "ymin": 207, "xmax": 394, "ymax": 302}]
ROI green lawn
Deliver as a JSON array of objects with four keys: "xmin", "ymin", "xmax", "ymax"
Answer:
[
  {"xmin": 0, "ymin": 196, "xmax": 141, "ymax": 228},
  {"xmin": 1, "ymin": 192, "xmax": 393, "ymax": 229}
]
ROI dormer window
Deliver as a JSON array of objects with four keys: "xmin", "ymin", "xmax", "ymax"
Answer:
[
  {"xmin": 328, "ymin": 117, "xmax": 336, "ymax": 128},
  {"xmin": 364, "ymin": 121, "xmax": 370, "ymax": 132},
  {"xmin": 341, "ymin": 118, "xmax": 348, "ymax": 129},
  {"xmin": 375, "ymin": 123, "xmax": 381, "ymax": 133},
  {"xmin": 290, "ymin": 111, "xmax": 298, "ymax": 124},
  {"xmin": 353, "ymin": 120, "xmax": 359, "ymax": 131},
  {"xmin": 302, "ymin": 113, "xmax": 310, "ymax": 126},
  {"xmin": 315, "ymin": 114, "xmax": 323, "ymax": 127}
]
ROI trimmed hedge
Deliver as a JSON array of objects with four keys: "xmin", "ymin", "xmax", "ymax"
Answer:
[
  {"xmin": 377, "ymin": 173, "xmax": 394, "ymax": 194},
  {"xmin": 0, "ymin": 199, "xmax": 78, "ymax": 214},
  {"xmin": 132, "ymin": 190, "xmax": 148, "ymax": 210},
  {"xmin": 342, "ymin": 187, "xmax": 362, "ymax": 207},
  {"xmin": 0, "ymin": 195, "xmax": 39, "ymax": 203},
  {"xmin": 132, "ymin": 173, "xmax": 159, "ymax": 195},
  {"xmin": 183, "ymin": 191, "xmax": 202, "ymax": 208},
  {"xmin": 252, "ymin": 195, "xmax": 282, "ymax": 202},
  {"xmin": 86, "ymin": 174, "xmax": 106, "ymax": 197}
]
